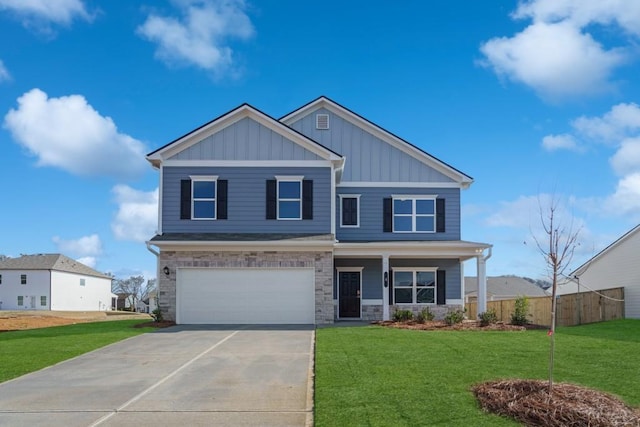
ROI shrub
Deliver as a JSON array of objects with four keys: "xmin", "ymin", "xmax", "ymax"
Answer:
[
  {"xmin": 444, "ymin": 309, "xmax": 465, "ymax": 325},
  {"xmin": 393, "ymin": 309, "xmax": 414, "ymax": 322},
  {"xmin": 151, "ymin": 308, "xmax": 163, "ymax": 322},
  {"xmin": 479, "ymin": 309, "xmax": 498, "ymax": 326},
  {"xmin": 511, "ymin": 296, "xmax": 530, "ymax": 326},
  {"xmin": 416, "ymin": 307, "xmax": 435, "ymax": 323}
]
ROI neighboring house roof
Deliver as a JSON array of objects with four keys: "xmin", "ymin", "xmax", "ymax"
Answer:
[
  {"xmin": 280, "ymin": 96, "xmax": 474, "ymax": 188},
  {"xmin": 146, "ymin": 103, "xmax": 344, "ymax": 168},
  {"xmin": 0, "ymin": 254, "xmax": 112, "ymax": 279},
  {"xmin": 571, "ymin": 224, "xmax": 640, "ymax": 277},
  {"xmin": 465, "ymin": 276, "xmax": 548, "ymax": 298}
]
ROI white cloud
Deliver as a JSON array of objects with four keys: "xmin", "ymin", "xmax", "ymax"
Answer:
[
  {"xmin": 610, "ymin": 138, "xmax": 640, "ymax": 176},
  {"xmin": 572, "ymin": 103, "xmax": 640, "ymax": 143},
  {"xmin": 542, "ymin": 133, "xmax": 580, "ymax": 151},
  {"xmin": 480, "ymin": 21, "xmax": 626, "ymax": 99},
  {"xmin": 0, "ymin": 60, "xmax": 10, "ymax": 82},
  {"xmin": 480, "ymin": 0, "xmax": 640, "ymax": 100},
  {"xmin": 0, "ymin": 0, "xmax": 93, "ymax": 33},
  {"xmin": 601, "ymin": 173, "xmax": 640, "ymax": 217},
  {"xmin": 484, "ymin": 195, "xmax": 548, "ymax": 228},
  {"xmin": 111, "ymin": 185, "xmax": 158, "ymax": 242},
  {"xmin": 76, "ymin": 256, "xmax": 97, "ymax": 268},
  {"xmin": 52, "ymin": 234, "xmax": 103, "ymax": 257},
  {"xmin": 3, "ymin": 88, "xmax": 147, "ymax": 179},
  {"xmin": 137, "ymin": 0, "xmax": 254, "ymax": 76}
]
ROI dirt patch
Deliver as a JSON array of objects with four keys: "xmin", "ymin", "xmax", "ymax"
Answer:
[
  {"xmin": 374, "ymin": 320, "xmax": 529, "ymax": 331},
  {"xmin": 0, "ymin": 311, "xmax": 152, "ymax": 332},
  {"xmin": 473, "ymin": 379, "xmax": 640, "ymax": 427}
]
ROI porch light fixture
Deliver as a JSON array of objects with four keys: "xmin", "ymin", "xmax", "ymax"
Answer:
[
  {"xmin": 163, "ymin": 266, "xmax": 170, "ymax": 276},
  {"xmin": 384, "ymin": 271, "xmax": 389, "ymax": 288}
]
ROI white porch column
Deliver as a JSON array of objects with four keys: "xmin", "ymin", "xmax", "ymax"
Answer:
[
  {"xmin": 382, "ymin": 253, "xmax": 390, "ymax": 321},
  {"xmin": 476, "ymin": 248, "xmax": 491, "ymax": 317}
]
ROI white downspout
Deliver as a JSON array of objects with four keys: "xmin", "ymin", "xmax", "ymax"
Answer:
[{"xmin": 477, "ymin": 247, "xmax": 492, "ymax": 318}]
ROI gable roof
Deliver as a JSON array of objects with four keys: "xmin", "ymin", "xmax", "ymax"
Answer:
[
  {"xmin": 0, "ymin": 254, "xmax": 112, "ymax": 279},
  {"xmin": 146, "ymin": 103, "xmax": 344, "ymax": 168},
  {"xmin": 571, "ymin": 224, "xmax": 640, "ymax": 276},
  {"xmin": 280, "ymin": 96, "xmax": 474, "ymax": 188}
]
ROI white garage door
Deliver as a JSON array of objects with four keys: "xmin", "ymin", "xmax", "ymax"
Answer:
[{"xmin": 177, "ymin": 268, "xmax": 315, "ymax": 324}]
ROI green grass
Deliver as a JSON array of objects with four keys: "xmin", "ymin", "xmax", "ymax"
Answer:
[
  {"xmin": 315, "ymin": 319, "xmax": 640, "ymax": 426},
  {"xmin": 0, "ymin": 320, "xmax": 155, "ymax": 383}
]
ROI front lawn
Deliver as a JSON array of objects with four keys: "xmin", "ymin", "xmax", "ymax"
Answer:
[
  {"xmin": 0, "ymin": 320, "xmax": 155, "ymax": 383},
  {"xmin": 315, "ymin": 319, "xmax": 640, "ymax": 426}
]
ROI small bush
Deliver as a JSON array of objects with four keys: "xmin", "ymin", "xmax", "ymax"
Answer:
[
  {"xmin": 444, "ymin": 309, "xmax": 465, "ymax": 325},
  {"xmin": 393, "ymin": 309, "xmax": 414, "ymax": 322},
  {"xmin": 511, "ymin": 296, "xmax": 530, "ymax": 326},
  {"xmin": 479, "ymin": 309, "xmax": 498, "ymax": 326},
  {"xmin": 151, "ymin": 308, "xmax": 163, "ymax": 322},
  {"xmin": 416, "ymin": 307, "xmax": 435, "ymax": 323}
]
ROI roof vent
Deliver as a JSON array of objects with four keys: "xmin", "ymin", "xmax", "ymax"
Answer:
[{"xmin": 316, "ymin": 114, "xmax": 329, "ymax": 130}]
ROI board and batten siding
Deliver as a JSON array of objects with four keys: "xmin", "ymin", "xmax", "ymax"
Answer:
[
  {"xmin": 288, "ymin": 108, "xmax": 456, "ymax": 183},
  {"xmin": 336, "ymin": 187, "xmax": 461, "ymax": 241},
  {"xmin": 162, "ymin": 166, "xmax": 332, "ymax": 234},
  {"xmin": 169, "ymin": 117, "xmax": 324, "ymax": 161}
]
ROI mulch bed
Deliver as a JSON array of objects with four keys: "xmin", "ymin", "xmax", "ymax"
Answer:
[
  {"xmin": 374, "ymin": 320, "xmax": 529, "ymax": 331},
  {"xmin": 472, "ymin": 379, "xmax": 640, "ymax": 426},
  {"xmin": 133, "ymin": 320, "xmax": 176, "ymax": 329}
]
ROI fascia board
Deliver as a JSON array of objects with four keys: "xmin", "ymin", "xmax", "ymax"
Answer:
[
  {"xmin": 147, "ymin": 104, "xmax": 342, "ymax": 165},
  {"xmin": 571, "ymin": 224, "xmax": 640, "ymax": 276},
  {"xmin": 334, "ymin": 241, "xmax": 491, "ymax": 260},
  {"xmin": 281, "ymin": 97, "xmax": 473, "ymax": 188},
  {"xmin": 149, "ymin": 240, "xmax": 336, "ymax": 252}
]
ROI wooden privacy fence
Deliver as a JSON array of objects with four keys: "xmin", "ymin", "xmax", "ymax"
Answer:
[{"xmin": 465, "ymin": 287, "xmax": 625, "ymax": 327}]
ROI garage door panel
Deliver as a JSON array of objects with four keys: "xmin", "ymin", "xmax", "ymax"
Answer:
[{"xmin": 177, "ymin": 268, "xmax": 315, "ymax": 324}]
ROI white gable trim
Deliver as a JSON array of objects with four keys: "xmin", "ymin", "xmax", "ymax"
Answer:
[
  {"xmin": 147, "ymin": 104, "xmax": 343, "ymax": 168},
  {"xmin": 281, "ymin": 97, "xmax": 473, "ymax": 188},
  {"xmin": 572, "ymin": 224, "xmax": 640, "ymax": 276},
  {"xmin": 338, "ymin": 181, "xmax": 464, "ymax": 189}
]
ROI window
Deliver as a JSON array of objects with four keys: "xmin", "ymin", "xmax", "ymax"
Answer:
[
  {"xmin": 393, "ymin": 269, "xmax": 437, "ymax": 304},
  {"xmin": 340, "ymin": 195, "xmax": 360, "ymax": 227},
  {"xmin": 21, "ymin": 274, "xmax": 27, "ymax": 285},
  {"xmin": 393, "ymin": 197, "xmax": 435, "ymax": 232},
  {"xmin": 17, "ymin": 296, "xmax": 23, "ymax": 306},
  {"xmin": 277, "ymin": 177, "xmax": 302, "ymax": 220},
  {"xmin": 40, "ymin": 296, "xmax": 47, "ymax": 306},
  {"xmin": 0, "ymin": 274, "xmax": 2, "ymax": 284},
  {"xmin": 192, "ymin": 176, "xmax": 217, "ymax": 220},
  {"xmin": 80, "ymin": 278, "xmax": 86, "ymax": 287}
]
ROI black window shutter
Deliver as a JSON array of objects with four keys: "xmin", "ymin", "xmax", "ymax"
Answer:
[
  {"xmin": 436, "ymin": 198, "xmax": 445, "ymax": 233},
  {"xmin": 217, "ymin": 180, "xmax": 228, "ymax": 220},
  {"xmin": 302, "ymin": 180, "xmax": 313, "ymax": 220},
  {"xmin": 180, "ymin": 180, "xmax": 191, "ymax": 220},
  {"xmin": 388, "ymin": 269, "xmax": 393, "ymax": 305},
  {"xmin": 437, "ymin": 270, "xmax": 446, "ymax": 305},
  {"xmin": 266, "ymin": 180, "xmax": 276, "ymax": 219},
  {"xmin": 383, "ymin": 198, "xmax": 392, "ymax": 232}
]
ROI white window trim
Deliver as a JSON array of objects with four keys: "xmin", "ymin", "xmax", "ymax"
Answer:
[
  {"xmin": 17, "ymin": 295, "xmax": 24, "ymax": 306},
  {"xmin": 339, "ymin": 194, "xmax": 361, "ymax": 228},
  {"xmin": 276, "ymin": 176, "xmax": 303, "ymax": 221},
  {"xmin": 191, "ymin": 175, "xmax": 218, "ymax": 221},
  {"xmin": 20, "ymin": 274, "xmax": 27, "ymax": 285},
  {"xmin": 393, "ymin": 267, "xmax": 438, "ymax": 305},
  {"xmin": 40, "ymin": 295, "xmax": 47, "ymax": 306},
  {"xmin": 392, "ymin": 196, "xmax": 436, "ymax": 233}
]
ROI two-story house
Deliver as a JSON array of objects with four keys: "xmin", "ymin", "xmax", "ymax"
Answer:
[{"xmin": 146, "ymin": 97, "xmax": 491, "ymax": 325}]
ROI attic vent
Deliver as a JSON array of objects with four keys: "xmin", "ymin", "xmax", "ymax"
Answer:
[{"xmin": 316, "ymin": 114, "xmax": 329, "ymax": 130}]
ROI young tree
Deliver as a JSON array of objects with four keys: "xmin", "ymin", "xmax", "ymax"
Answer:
[
  {"xmin": 532, "ymin": 195, "xmax": 581, "ymax": 393},
  {"xmin": 112, "ymin": 276, "xmax": 156, "ymax": 311}
]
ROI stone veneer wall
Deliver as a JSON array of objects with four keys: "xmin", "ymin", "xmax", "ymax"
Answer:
[{"xmin": 158, "ymin": 250, "xmax": 334, "ymax": 324}]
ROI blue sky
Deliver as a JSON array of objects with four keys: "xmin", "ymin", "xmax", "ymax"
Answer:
[{"xmin": 1, "ymin": 0, "xmax": 640, "ymax": 281}]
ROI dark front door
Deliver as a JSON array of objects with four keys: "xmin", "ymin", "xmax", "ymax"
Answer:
[{"xmin": 339, "ymin": 271, "xmax": 361, "ymax": 318}]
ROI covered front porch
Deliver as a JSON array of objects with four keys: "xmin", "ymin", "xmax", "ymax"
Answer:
[{"xmin": 333, "ymin": 240, "xmax": 492, "ymax": 321}]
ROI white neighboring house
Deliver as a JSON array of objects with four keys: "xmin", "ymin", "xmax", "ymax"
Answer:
[
  {"xmin": 557, "ymin": 225, "xmax": 640, "ymax": 319},
  {"xmin": 0, "ymin": 254, "xmax": 113, "ymax": 311}
]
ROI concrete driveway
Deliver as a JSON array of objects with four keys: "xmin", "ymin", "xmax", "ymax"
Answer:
[{"xmin": 0, "ymin": 325, "xmax": 315, "ymax": 427}]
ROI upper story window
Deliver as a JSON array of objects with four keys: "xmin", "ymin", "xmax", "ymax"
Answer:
[
  {"xmin": 192, "ymin": 176, "xmax": 217, "ymax": 220},
  {"xmin": 340, "ymin": 195, "xmax": 360, "ymax": 227},
  {"xmin": 393, "ymin": 197, "xmax": 435, "ymax": 232},
  {"xmin": 0, "ymin": 274, "xmax": 2, "ymax": 284},
  {"xmin": 180, "ymin": 177, "xmax": 227, "ymax": 221},
  {"xmin": 80, "ymin": 278, "xmax": 86, "ymax": 287},
  {"xmin": 277, "ymin": 177, "xmax": 302, "ymax": 220},
  {"xmin": 21, "ymin": 274, "xmax": 27, "ymax": 285}
]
